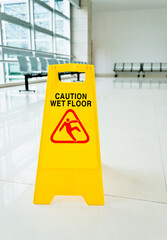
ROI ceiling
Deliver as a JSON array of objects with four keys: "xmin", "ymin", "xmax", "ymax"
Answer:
[{"xmin": 92, "ymin": 0, "xmax": 167, "ymax": 12}]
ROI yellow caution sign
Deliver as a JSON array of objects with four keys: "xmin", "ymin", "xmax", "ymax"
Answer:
[{"xmin": 33, "ymin": 64, "xmax": 104, "ymax": 205}]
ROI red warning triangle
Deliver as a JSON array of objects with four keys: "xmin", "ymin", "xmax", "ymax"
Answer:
[{"xmin": 50, "ymin": 109, "xmax": 89, "ymax": 143}]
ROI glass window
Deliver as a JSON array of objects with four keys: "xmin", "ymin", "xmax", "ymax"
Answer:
[
  {"xmin": 55, "ymin": 14, "xmax": 70, "ymax": 38},
  {"xmin": 40, "ymin": 0, "xmax": 51, "ymax": 4},
  {"xmin": 56, "ymin": 37, "xmax": 70, "ymax": 55},
  {"xmin": 0, "ymin": 60, "xmax": 4, "ymax": 84},
  {"xmin": 4, "ymin": 62, "xmax": 24, "ymax": 83},
  {"xmin": 34, "ymin": 2, "xmax": 52, "ymax": 30},
  {"xmin": 2, "ymin": 21, "xmax": 30, "ymax": 49},
  {"xmin": 35, "ymin": 31, "xmax": 52, "ymax": 52},
  {"xmin": 0, "ymin": 0, "xmax": 71, "ymax": 85},
  {"xmin": 8, "ymin": 63, "xmax": 21, "ymax": 76},
  {"xmin": 55, "ymin": 0, "xmax": 70, "ymax": 17},
  {"xmin": 1, "ymin": 0, "xmax": 28, "ymax": 21}
]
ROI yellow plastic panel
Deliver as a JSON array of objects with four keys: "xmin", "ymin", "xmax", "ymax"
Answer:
[{"xmin": 33, "ymin": 64, "xmax": 104, "ymax": 205}]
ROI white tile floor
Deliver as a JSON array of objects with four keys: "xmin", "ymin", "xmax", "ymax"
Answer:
[{"xmin": 0, "ymin": 77, "xmax": 167, "ymax": 240}]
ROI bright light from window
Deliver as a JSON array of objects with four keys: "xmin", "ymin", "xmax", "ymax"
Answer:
[{"xmin": 1, "ymin": 0, "xmax": 28, "ymax": 21}]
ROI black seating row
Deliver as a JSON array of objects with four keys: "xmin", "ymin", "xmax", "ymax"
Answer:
[
  {"xmin": 17, "ymin": 56, "xmax": 87, "ymax": 92},
  {"xmin": 114, "ymin": 63, "xmax": 167, "ymax": 77}
]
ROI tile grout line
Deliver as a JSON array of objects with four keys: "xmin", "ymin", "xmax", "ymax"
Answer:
[
  {"xmin": 157, "ymin": 138, "xmax": 167, "ymax": 192},
  {"xmin": 104, "ymin": 194, "xmax": 167, "ymax": 205},
  {"xmin": 152, "ymin": 92, "xmax": 167, "ymax": 192},
  {"xmin": 1, "ymin": 180, "xmax": 167, "ymax": 205},
  {"xmin": 0, "ymin": 179, "xmax": 35, "ymax": 186}
]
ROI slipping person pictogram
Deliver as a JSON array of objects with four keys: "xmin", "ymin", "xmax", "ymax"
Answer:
[
  {"xmin": 50, "ymin": 109, "xmax": 89, "ymax": 143},
  {"xmin": 59, "ymin": 118, "xmax": 81, "ymax": 142}
]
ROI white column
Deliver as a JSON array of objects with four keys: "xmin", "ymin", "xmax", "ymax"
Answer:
[{"xmin": 71, "ymin": 0, "xmax": 92, "ymax": 64}]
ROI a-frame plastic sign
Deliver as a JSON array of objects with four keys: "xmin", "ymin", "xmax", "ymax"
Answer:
[{"xmin": 33, "ymin": 64, "xmax": 104, "ymax": 205}]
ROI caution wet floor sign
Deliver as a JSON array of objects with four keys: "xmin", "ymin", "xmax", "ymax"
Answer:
[{"xmin": 33, "ymin": 64, "xmax": 104, "ymax": 205}]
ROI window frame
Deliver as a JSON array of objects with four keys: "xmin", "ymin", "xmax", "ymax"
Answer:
[{"xmin": 0, "ymin": 0, "xmax": 71, "ymax": 84}]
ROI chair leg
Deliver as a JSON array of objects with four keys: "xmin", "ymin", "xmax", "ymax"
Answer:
[
  {"xmin": 25, "ymin": 75, "xmax": 29, "ymax": 91},
  {"xmin": 19, "ymin": 75, "xmax": 35, "ymax": 92}
]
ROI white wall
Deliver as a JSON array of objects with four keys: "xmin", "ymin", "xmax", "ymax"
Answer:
[{"xmin": 92, "ymin": 8, "xmax": 167, "ymax": 74}]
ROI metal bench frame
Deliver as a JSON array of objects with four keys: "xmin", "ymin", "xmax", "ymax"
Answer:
[
  {"xmin": 114, "ymin": 62, "xmax": 167, "ymax": 78},
  {"xmin": 114, "ymin": 63, "xmax": 141, "ymax": 78},
  {"xmin": 17, "ymin": 56, "xmax": 87, "ymax": 91},
  {"xmin": 17, "ymin": 56, "xmax": 47, "ymax": 92}
]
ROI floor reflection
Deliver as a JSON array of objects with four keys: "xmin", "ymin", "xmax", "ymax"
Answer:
[
  {"xmin": 113, "ymin": 77, "xmax": 167, "ymax": 89},
  {"xmin": 0, "ymin": 84, "xmax": 46, "ymax": 186}
]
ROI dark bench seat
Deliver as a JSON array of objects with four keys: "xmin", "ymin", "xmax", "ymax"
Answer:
[{"xmin": 114, "ymin": 62, "xmax": 167, "ymax": 78}]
